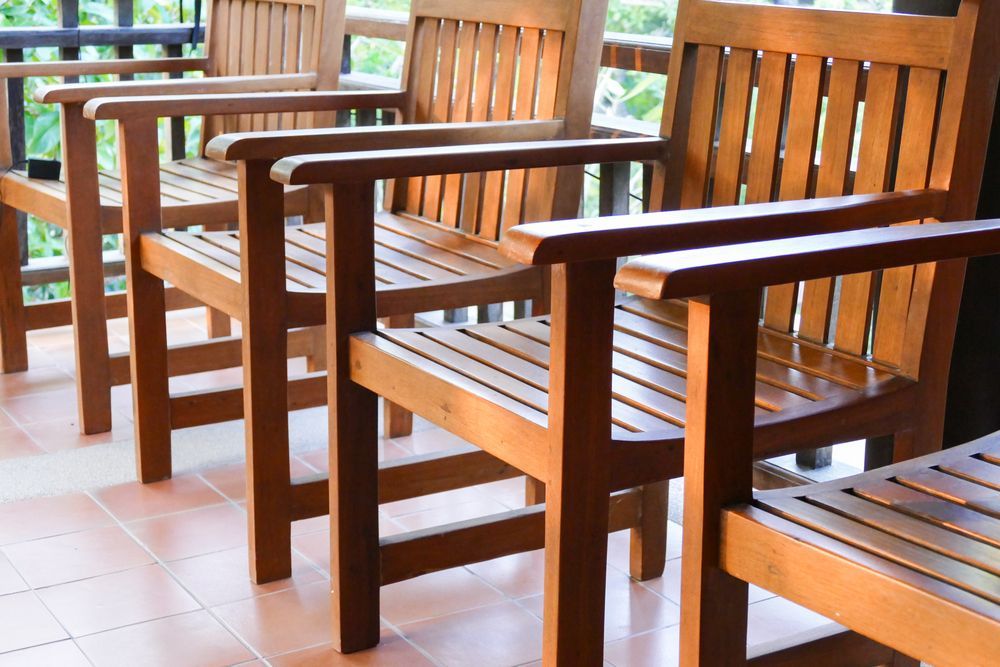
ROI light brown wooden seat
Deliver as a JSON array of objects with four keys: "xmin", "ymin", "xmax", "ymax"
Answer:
[
  {"xmin": 150, "ymin": 212, "xmax": 537, "ymax": 321},
  {"xmin": 262, "ymin": 0, "xmax": 1000, "ymax": 662},
  {"xmin": 93, "ymin": 0, "xmax": 618, "ymax": 587},
  {"xmin": 0, "ymin": 0, "xmax": 345, "ymax": 435},
  {"xmin": 1, "ymin": 159, "xmax": 310, "ymax": 233}
]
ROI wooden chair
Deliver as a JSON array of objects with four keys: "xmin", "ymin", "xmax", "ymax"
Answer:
[
  {"xmin": 264, "ymin": 0, "xmax": 1000, "ymax": 661},
  {"xmin": 632, "ymin": 225, "xmax": 1000, "ymax": 666},
  {"xmin": 0, "ymin": 0, "xmax": 346, "ymax": 435},
  {"xmin": 87, "ymin": 0, "xmax": 613, "ymax": 583}
]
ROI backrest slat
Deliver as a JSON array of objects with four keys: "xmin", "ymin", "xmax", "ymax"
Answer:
[
  {"xmin": 522, "ymin": 30, "xmax": 567, "ymax": 224},
  {"xmin": 743, "ymin": 51, "xmax": 790, "ymax": 207},
  {"xmin": 712, "ymin": 48, "xmax": 755, "ymax": 207},
  {"xmin": 419, "ymin": 18, "xmax": 460, "ymax": 221},
  {"xmin": 440, "ymin": 21, "xmax": 480, "ymax": 229},
  {"xmin": 833, "ymin": 63, "xmax": 903, "ymax": 355},
  {"xmin": 459, "ymin": 23, "xmax": 498, "ymax": 234},
  {"xmin": 679, "ymin": 44, "xmax": 724, "ymax": 210},
  {"xmin": 797, "ymin": 58, "xmax": 862, "ymax": 343},
  {"xmin": 762, "ymin": 53, "xmax": 824, "ymax": 332}
]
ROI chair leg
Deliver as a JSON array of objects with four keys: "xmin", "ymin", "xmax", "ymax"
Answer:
[
  {"xmin": 629, "ymin": 480, "xmax": 668, "ymax": 581},
  {"xmin": 305, "ymin": 325, "xmax": 327, "ymax": 373},
  {"xmin": 206, "ymin": 306, "xmax": 232, "ymax": 338},
  {"xmin": 65, "ymin": 224, "xmax": 113, "ymax": 435},
  {"xmin": 0, "ymin": 205, "xmax": 28, "ymax": 373},
  {"xmin": 524, "ymin": 476, "xmax": 546, "ymax": 505},
  {"xmin": 242, "ymin": 314, "xmax": 292, "ymax": 583},
  {"xmin": 381, "ymin": 314, "xmax": 414, "ymax": 438}
]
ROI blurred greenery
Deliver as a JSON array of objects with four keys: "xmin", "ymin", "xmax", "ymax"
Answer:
[{"xmin": 4, "ymin": 0, "xmax": 895, "ymax": 297}]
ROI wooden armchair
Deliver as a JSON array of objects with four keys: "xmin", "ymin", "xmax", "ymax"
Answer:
[
  {"xmin": 265, "ymin": 0, "xmax": 999, "ymax": 662},
  {"xmin": 86, "ymin": 0, "xmax": 614, "ymax": 583},
  {"xmin": 0, "ymin": 0, "xmax": 346, "ymax": 435},
  {"xmin": 631, "ymin": 222, "xmax": 1000, "ymax": 666}
]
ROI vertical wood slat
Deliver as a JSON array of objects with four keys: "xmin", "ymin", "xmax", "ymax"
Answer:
[
  {"xmin": 798, "ymin": 58, "xmax": 862, "ymax": 343},
  {"xmin": 743, "ymin": 51, "xmax": 791, "ymax": 206},
  {"xmin": 522, "ymin": 30, "xmax": 565, "ymax": 225},
  {"xmin": 115, "ymin": 0, "xmax": 135, "ymax": 81},
  {"xmin": 499, "ymin": 28, "xmax": 543, "ymax": 233},
  {"xmin": 711, "ymin": 48, "xmax": 756, "ymax": 207},
  {"xmin": 294, "ymin": 2, "xmax": 318, "ymax": 128},
  {"xmin": 478, "ymin": 25, "xmax": 520, "ymax": 239},
  {"xmin": 166, "ymin": 43, "xmax": 187, "ymax": 159},
  {"xmin": 833, "ymin": 63, "xmax": 903, "ymax": 354},
  {"xmin": 251, "ymin": 1, "xmax": 271, "ymax": 132},
  {"xmin": 59, "ymin": 0, "xmax": 81, "ymax": 83},
  {"xmin": 237, "ymin": 0, "xmax": 258, "ymax": 132},
  {"xmin": 280, "ymin": 2, "xmax": 301, "ymax": 130},
  {"xmin": 441, "ymin": 21, "xmax": 479, "ymax": 229},
  {"xmin": 223, "ymin": 0, "xmax": 244, "ymax": 133},
  {"xmin": 762, "ymin": 54, "xmax": 825, "ymax": 332},
  {"xmin": 264, "ymin": 2, "xmax": 286, "ymax": 130},
  {"xmin": 420, "ymin": 19, "xmax": 459, "ymax": 222},
  {"xmin": 404, "ymin": 17, "xmax": 441, "ymax": 215},
  {"xmin": 871, "ymin": 67, "xmax": 942, "ymax": 366},
  {"xmin": 459, "ymin": 23, "xmax": 497, "ymax": 234},
  {"xmin": 679, "ymin": 44, "xmax": 724, "ymax": 210}
]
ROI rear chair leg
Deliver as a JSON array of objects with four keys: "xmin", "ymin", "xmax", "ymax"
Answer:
[
  {"xmin": 524, "ymin": 476, "xmax": 546, "ymax": 505},
  {"xmin": 381, "ymin": 313, "xmax": 414, "ymax": 438},
  {"xmin": 206, "ymin": 307, "xmax": 232, "ymax": 338},
  {"xmin": 629, "ymin": 480, "xmax": 668, "ymax": 580},
  {"xmin": 305, "ymin": 325, "xmax": 327, "ymax": 373},
  {"xmin": 0, "ymin": 204, "xmax": 28, "ymax": 374}
]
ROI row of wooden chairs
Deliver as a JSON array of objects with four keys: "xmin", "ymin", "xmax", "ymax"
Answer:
[{"xmin": 12, "ymin": 0, "xmax": 1000, "ymax": 664}]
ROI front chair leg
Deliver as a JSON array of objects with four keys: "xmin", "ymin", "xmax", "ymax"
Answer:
[
  {"xmin": 62, "ymin": 106, "xmax": 113, "ymax": 434},
  {"xmin": 118, "ymin": 117, "xmax": 173, "ymax": 482},
  {"xmin": 0, "ymin": 204, "xmax": 28, "ymax": 373},
  {"xmin": 629, "ymin": 480, "xmax": 668, "ymax": 580}
]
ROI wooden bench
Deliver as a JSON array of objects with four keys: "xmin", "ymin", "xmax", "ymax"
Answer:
[
  {"xmin": 0, "ymin": 0, "xmax": 346, "ymax": 434},
  {"xmin": 264, "ymin": 0, "xmax": 1000, "ymax": 662}
]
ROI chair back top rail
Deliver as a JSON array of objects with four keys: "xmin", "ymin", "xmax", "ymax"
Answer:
[{"xmin": 649, "ymin": 0, "xmax": 999, "ymax": 378}]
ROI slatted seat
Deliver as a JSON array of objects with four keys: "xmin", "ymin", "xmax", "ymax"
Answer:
[
  {"xmin": 0, "ymin": 0, "xmax": 346, "ymax": 436},
  {"xmin": 722, "ymin": 433, "xmax": 1000, "ymax": 667},
  {"xmin": 1, "ymin": 159, "xmax": 310, "ymax": 233},
  {"xmin": 355, "ymin": 297, "xmax": 908, "ymax": 439},
  {"xmin": 149, "ymin": 212, "xmax": 535, "ymax": 321}
]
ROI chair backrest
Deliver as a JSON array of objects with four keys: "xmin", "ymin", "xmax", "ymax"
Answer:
[
  {"xmin": 201, "ymin": 0, "xmax": 346, "ymax": 139},
  {"xmin": 387, "ymin": 0, "xmax": 609, "ymax": 240},
  {"xmin": 652, "ymin": 0, "xmax": 999, "ymax": 377}
]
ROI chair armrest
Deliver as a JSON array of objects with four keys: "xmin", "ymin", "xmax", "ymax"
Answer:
[
  {"xmin": 499, "ymin": 189, "xmax": 947, "ymax": 265},
  {"xmin": 616, "ymin": 218, "xmax": 1000, "ymax": 300},
  {"xmin": 270, "ymin": 137, "xmax": 668, "ymax": 184},
  {"xmin": 0, "ymin": 57, "xmax": 208, "ymax": 80},
  {"xmin": 37, "ymin": 72, "xmax": 319, "ymax": 105},
  {"xmin": 83, "ymin": 89, "xmax": 406, "ymax": 120},
  {"xmin": 205, "ymin": 119, "xmax": 566, "ymax": 161}
]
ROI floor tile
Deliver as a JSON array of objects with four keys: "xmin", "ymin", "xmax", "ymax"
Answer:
[
  {"xmin": 36, "ymin": 563, "xmax": 200, "ymax": 637},
  {"xmin": 269, "ymin": 628, "xmax": 434, "ymax": 666},
  {"xmin": 198, "ymin": 458, "xmax": 315, "ymax": 504},
  {"xmin": 0, "ymin": 640, "xmax": 91, "ymax": 667},
  {"xmin": 0, "ymin": 427, "xmax": 44, "ymax": 460},
  {"xmin": 0, "ymin": 591, "xmax": 68, "ymax": 653},
  {"xmin": 392, "ymin": 497, "xmax": 510, "ymax": 532},
  {"xmin": 2, "ymin": 389, "xmax": 79, "ymax": 425},
  {"xmin": 746, "ymin": 596, "xmax": 838, "ymax": 649},
  {"xmin": 22, "ymin": 415, "xmax": 132, "ymax": 453},
  {"xmin": 76, "ymin": 610, "xmax": 255, "ymax": 667},
  {"xmin": 389, "ymin": 428, "xmax": 472, "ymax": 456},
  {"xmin": 3, "ymin": 525, "xmax": 153, "ymax": 589},
  {"xmin": 605, "ymin": 521, "xmax": 683, "ymax": 575},
  {"xmin": 0, "ymin": 493, "xmax": 112, "ymax": 546},
  {"xmin": 519, "ymin": 568, "xmax": 680, "ymax": 642},
  {"xmin": 0, "ymin": 407, "xmax": 16, "ymax": 430},
  {"xmin": 0, "ymin": 552, "xmax": 28, "ymax": 596},
  {"xmin": 128, "ymin": 503, "xmax": 247, "ymax": 561},
  {"xmin": 0, "ymin": 366, "xmax": 73, "ymax": 400},
  {"xmin": 292, "ymin": 515, "xmax": 404, "ymax": 574},
  {"xmin": 382, "ymin": 486, "xmax": 492, "ymax": 518},
  {"xmin": 380, "ymin": 568, "xmax": 507, "ymax": 626},
  {"xmin": 467, "ymin": 549, "xmax": 545, "ymax": 599},
  {"xmin": 167, "ymin": 546, "xmax": 324, "ymax": 607},
  {"xmin": 400, "ymin": 601, "xmax": 543, "ymax": 667},
  {"xmin": 604, "ymin": 625, "xmax": 680, "ymax": 667},
  {"xmin": 212, "ymin": 580, "xmax": 331, "ymax": 657},
  {"xmin": 93, "ymin": 475, "xmax": 228, "ymax": 522}
]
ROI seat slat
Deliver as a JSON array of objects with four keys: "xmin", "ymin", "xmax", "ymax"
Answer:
[
  {"xmin": 898, "ymin": 469, "xmax": 1000, "ymax": 518},
  {"xmin": 854, "ymin": 479, "xmax": 1000, "ymax": 548},
  {"xmin": 759, "ymin": 495, "xmax": 1000, "ymax": 603},
  {"xmin": 806, "ymin": 490, "xmax": 1000, "ymax": 575},
  {"xmin": 283, "ymin": 226, "xmax": 421, "ymax": 285},
  {"xmin": 939, "ymin": 457, "xmax": 1000, "ymax": 491}
]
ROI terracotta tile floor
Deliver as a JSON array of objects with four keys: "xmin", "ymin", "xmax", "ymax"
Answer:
[{"xmin": 0, "ymin": 310, "xmax": 844, "ymax": 665}]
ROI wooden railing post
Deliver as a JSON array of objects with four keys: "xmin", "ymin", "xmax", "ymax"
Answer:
[
  {"xmin": 59, "ymin": 0, "xmax": 80, "ymax": 83},
  {"xmin": 115, "ymin": 0, "xmax": 135, "ymax": 80}
]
